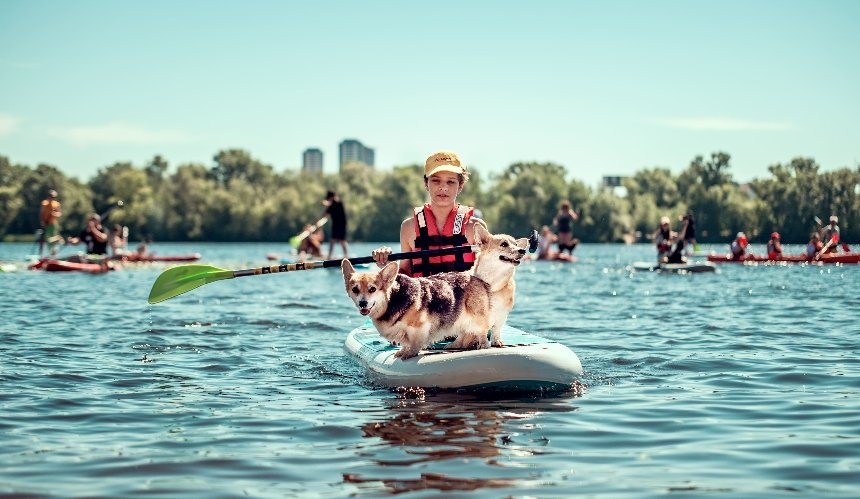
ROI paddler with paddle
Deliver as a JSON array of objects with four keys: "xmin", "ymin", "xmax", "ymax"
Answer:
[
  {"xmin": 322, "ymin": 190, "xmax": 349, "ymax": 259},
  {"xmin": 816, "ymin": 215, "xmax": 841, "ymax": 258},
  {"xmin": 371, "ymin": 150, "xmax": 487, "ymax": 277}
]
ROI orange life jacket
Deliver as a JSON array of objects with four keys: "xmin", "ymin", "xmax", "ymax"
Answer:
[{"xmin": 411, "ymin": 203, "xmax": 475, "ymax": 277}]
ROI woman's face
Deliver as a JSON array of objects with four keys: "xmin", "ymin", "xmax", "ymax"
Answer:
[{"xmin": 426, "ymin": 171, "xmax": 462, "ymax": 204}]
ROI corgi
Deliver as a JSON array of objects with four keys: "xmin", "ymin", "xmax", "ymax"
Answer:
[{"xmin": 341, "ymin": 224, "xmax": 529, "ymax": 359}]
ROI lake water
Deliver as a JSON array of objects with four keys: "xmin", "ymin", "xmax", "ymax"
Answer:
[{"xmin": 1, "ymin": 241, "xmax": 858, "ymax": 497}]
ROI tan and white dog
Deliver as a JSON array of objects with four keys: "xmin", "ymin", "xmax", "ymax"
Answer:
[{"xmin": 341, "ymin": 224, "xmax": 529, "ymax": 359}]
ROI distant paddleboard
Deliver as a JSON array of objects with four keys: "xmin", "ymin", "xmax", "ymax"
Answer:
[{"xmin": 630, "ymin": 261, "xmax": 716, "ymax": 273}]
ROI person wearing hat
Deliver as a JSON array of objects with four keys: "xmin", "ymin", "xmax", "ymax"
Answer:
[
  {"xmin": 322, "ymin": 190, "xmax": 349, "ymax": 259},
  {"xmin": 38, "ymin": 189, "xmax": 63, "ymax": 256},
  {"xmin": 653, "ymin": 216, "xmax": 675, "ymax": 263},
  {"xmin": 767, "ymin": 232, "xmax": 783, "ymax": 260},
  {"xmin": 818, "ymin": 215, "xmax": 840, "ymax": 255},
  {"xmin": 67, "ymin": 213, "xmax": 109, "ymax": 256},
  {"xmin": 730, "ymin": 231, "xmax": 749, "ymax": 260},
  {"xmin": 371, "ymin": 150, "xmax": 487, "ymax": 277}
]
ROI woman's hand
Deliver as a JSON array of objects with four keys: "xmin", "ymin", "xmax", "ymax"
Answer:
[{"xmin": 372, "ymin": 246, "xmax": 392, "ymax": 268}]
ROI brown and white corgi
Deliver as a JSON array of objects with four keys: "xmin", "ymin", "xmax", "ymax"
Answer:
[{"xmin": 341, "ymin": 224, "xmax": 529, "ymax": 359}]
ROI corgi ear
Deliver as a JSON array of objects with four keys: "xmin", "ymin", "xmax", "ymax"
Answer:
[
  {"xmin": 341, "ymin": 259, "xmax": 355, "ymax": 281},
  {"xmin": 377, "ymin": 261, "xmax": 399, "ymax": 289},
  {"xmin": 474, "ymin": 223, "xmax": 492, "ymax": 246},
  {"xmin": 515, "ymin": 237, "xmax": 530, "ymax": 250}
]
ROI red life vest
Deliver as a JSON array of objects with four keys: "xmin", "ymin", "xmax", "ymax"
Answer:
[{"xmin": 411, "ymin": 203, "xmax": 475, "ymax": 277}]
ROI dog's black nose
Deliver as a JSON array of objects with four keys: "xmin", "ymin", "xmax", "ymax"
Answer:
[
  {"xmin": 358, "ymin": 299, "xmax": 367, "ymax": 308},
  {"xmin": 518, "ymin": 248, "xmax": 526, "ymax": 255}
]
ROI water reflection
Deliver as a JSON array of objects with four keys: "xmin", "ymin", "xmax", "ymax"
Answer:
[{"xmin": 344, "ymin": 390, "xmax": 581, "ymax": 494}]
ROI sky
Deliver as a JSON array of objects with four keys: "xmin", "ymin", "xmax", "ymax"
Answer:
[{"xmin": 1, "ymin": 0, "xmax": 858, "ymax": 187}]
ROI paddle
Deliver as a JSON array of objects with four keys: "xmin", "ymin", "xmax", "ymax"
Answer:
[
  {"xmin": 815, "ymin": 239, "xmax": 833, "ymax": 261},
  {"xmin": 289, "ymin": 217, "xmax": 328, "ymax": 249},
  {"xmin": 148, "ymin": 230, "xmax": 540, "ymax": 304},
  {"xmin": 99, "ymin": 200, "xmax": 124, "ymax": 223}
]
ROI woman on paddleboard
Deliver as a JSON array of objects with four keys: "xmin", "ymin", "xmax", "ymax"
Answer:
[
  {"xmin": 371, "ymin": 150, "xmax": 486, "ymax": 277},
  {"xmin": 553, "ymin": 201, "xmax": 579, "ymax": 255}
]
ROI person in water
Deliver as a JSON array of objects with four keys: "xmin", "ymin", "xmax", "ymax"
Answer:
[
  {"xmin": 767, "ymin": 232, "xmax": 783, "ymax": 260},
  {"xmin": 372, "ymin": 150, "xmax": 487, "ymax": 277},
  {"xmin": 322, "ymin": 190, "xmax": 349, "ymax": 259},
  {"xmin": 819, "ymin": 215, "xmax": 840, "ymax": 254},
  {"xmin": 38, "ymin": 189, "xmax": 63, "ymax": 256},
  {"xmin": 553, "ymin": 201, "xmax": 579, "ymax": 255},
  {"xmin": 730, "ymin": 232, "xmax": 749, "ymax": 260},
  {"xmin": 67, "ymin": 213, "xmax": 109, "ymax": 255}
]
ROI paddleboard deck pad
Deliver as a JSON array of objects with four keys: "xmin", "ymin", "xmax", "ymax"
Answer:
[{"xmin": 345, "ymin": 324, "xmax": 582, "ymax": 392}]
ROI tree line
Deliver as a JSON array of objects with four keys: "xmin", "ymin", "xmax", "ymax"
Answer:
[{"xmin": 1, "ymin": 150, "xmax": 857, "ymax": 244}]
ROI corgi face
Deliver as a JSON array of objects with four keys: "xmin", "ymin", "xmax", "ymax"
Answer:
[
  {"xmin": 474, "ymin": 224, "xmax": 529, "ymax": 266},
  {"xmin": 342, "ymin": 260, "xmax": 399, "ymax": 317}
]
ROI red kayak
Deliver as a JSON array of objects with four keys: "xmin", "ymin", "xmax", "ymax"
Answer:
[
  {"xmin": 30, "ymin": 258, "xmax": 114, "ymax": 273},
  {"xmin": 111, "ymin": 253, "xmax": 201, "ymax": 262},
  {"xmin": 707, "ymin": 252, "xmax": 860, "ymax": 264}
]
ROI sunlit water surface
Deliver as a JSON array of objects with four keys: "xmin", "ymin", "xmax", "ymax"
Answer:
[{"xmin": 1, "ymin": 242, "xmax": 858, "ymax": 497}]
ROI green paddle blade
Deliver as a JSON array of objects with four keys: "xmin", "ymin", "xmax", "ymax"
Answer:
[
  {"xmin": 148, "ymin": 264, "xmax": 234, "ymax": 304},
  {"xmin": 289, "ymin": 235, "xmax": 301, "ymax": 249}
]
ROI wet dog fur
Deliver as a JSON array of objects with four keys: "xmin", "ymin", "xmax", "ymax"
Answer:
[{"xmin": 341, "ymin": 224, "xmax": 529, "ymax": 359}]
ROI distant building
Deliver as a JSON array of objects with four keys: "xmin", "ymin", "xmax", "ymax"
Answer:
[
  {"xmin": 602, "ymin": 176, "xmax": 625, "ymax": 188},
  {"xmin": 302, "ymin": 148, "xmax": 323, "ymax": 174},
  {"xmin": 339, "ymin": 139, "xmax": 375, "ymax": 170}
]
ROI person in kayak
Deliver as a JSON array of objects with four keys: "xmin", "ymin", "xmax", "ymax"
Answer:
[
  {"xmin": 67, "ymin": 213, "xmax": 109, "ymax": 255},
  {"xmin": 730, "ymin": 232, "xmax": 749, "ymax": 260},
  {"xmin": 553, "ymin": 201, "xmax": 579, "ymax": 255},
  {"xmin": 371, "ymin": 150, "xmax": 487, "ymax": 277},
  {"xmin": 818, "ymin": 215, "xmax": 840, "ymax": 255},
  {"xmin": 322, "ymin": 190, "xmax": 349, "ymax": 259},
  {"xmin": 767, "ymin": 232, "xmax": 783, "ymax": 260},
  {"xmin": 38, "ymin": 189, "xmax": 63, "ymax": 256},
  {"xmin": 806, "ymin": 232, "xmax": 823, "ymax": 258},
  {"xmin": 109, "ymin": 224, "xmax": 128, "ymax": 256}
]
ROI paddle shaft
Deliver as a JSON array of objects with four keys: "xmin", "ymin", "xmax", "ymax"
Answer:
[{"xmin": 233, "ymin": 244, "xmax": 480, "ymax": 278}]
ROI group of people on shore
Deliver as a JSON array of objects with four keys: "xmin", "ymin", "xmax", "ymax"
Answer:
[
  {"xmin": 37, "ymin": 190, "xmax": 150, "ymax": 259},
  {"xmin": 729, "ymin": 215, "xmax": 846, "ymax": 260}
]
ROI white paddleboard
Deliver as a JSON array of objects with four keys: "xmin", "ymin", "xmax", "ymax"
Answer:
[
  {"xmin": 344, "ymin": 323, "xmax": 582, "ymax": 391},
  {"xmin": 630, "ymin": 261, "xmax": 716, "ymax": 273}
]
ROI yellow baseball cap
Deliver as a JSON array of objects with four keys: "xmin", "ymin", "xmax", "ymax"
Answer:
[{"xmin": 424, "ymin": 151, "xmax": 466, "ymax": 177}]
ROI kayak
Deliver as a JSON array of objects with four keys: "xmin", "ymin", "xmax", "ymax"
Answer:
[
  {"xmin": 630, "ymin": 261, "xmax": 716, "ymax": 273},
  {"xmin": 112, "ymin": 253, "xmax": 201, "ymax": 262},
  {"xmin": 707, "ymin": 252, "xmax": 860, "ymax": 264},
  {"xmin": 344, "ymin": 323, "xmax": 582, "ymax": 392},
  {"xmin": 0, "ymin": 263, "xmax": 17, "ymax": 272},
  {"xmin": 32, "ymin": 258, "xmax": 114, "ymax": 273}
]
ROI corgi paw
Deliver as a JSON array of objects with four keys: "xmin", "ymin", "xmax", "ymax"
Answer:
[
  {"xmin": 491, "ymin": 338, "xmax": 505, "ymax": 348},
  {"xmin": 395, "ymin": 348, "xmax": 418, "ymax": 360}
]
